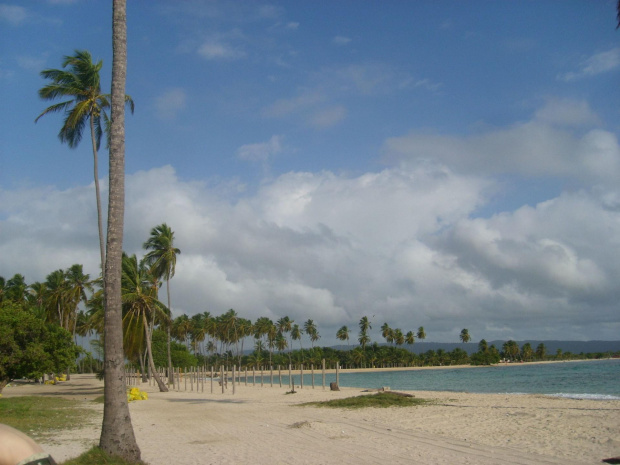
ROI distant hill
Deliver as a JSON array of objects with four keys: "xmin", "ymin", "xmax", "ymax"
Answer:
[{"xmin": 330, "ymin": 340, "xmax": 620, "ymax": 355}]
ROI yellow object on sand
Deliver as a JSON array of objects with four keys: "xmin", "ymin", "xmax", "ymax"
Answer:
[{"xmin": 127, "ymin": 387, "xmax": 148, "ymax": 402}]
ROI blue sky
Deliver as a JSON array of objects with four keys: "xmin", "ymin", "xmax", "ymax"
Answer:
[{"xmin": 1, "ymin": 1, "xmax": 620, "ymax": 345}]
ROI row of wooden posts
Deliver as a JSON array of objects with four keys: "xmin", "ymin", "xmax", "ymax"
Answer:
[{"xmin": 126, "ymin": 360, "xmax": 341, "ymax": 394}]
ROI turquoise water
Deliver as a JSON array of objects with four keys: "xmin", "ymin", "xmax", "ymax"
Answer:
[{"xmin": 261, "ymin": 359, "xmax": 620, "ymax": 400}]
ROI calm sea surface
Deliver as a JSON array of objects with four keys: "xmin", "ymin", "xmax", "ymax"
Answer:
[{"xmin": 267, "ymin": 359, "xmax": 620, "ymax": 400}]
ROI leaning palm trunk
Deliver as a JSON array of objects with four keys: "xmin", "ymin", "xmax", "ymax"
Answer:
[
  {"xmin": 143, "ymin": 313, "xmax": 168, "ymax": 392},
  {"xmin": 99, "ymin": 1, "xmax": 140, "ymax": 460}
]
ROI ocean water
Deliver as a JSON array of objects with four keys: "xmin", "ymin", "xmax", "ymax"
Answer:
[{"xmin": 267, "ymin": 359, "xmax": 620, "ymax": 400}]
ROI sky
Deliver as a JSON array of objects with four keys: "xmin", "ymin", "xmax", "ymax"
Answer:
[{"xmin": 1, "ymin": 1, "xmax": 619, "ymax": 346}]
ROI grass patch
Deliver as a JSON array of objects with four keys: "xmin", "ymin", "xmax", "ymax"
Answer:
[
  {"xmin": 0, "ymin": 396, "xmax": 99, "ymax": 440},
  {"xmin": 61, "ymin": 447, "xmax": 144, "ymax": 465},
  {"xmin": 299, "ymin": 392, "xmax": 429, "ymax": 409}
]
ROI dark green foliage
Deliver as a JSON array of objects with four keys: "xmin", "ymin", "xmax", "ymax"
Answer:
[
  {"xmin": 300, "ymin": 392, "xmax": 428, "ymax": 409},
  {"xmin": 0, "ymin": 302, "xmax": 77, "ymax": 391},
  {"xmin": 151, "ymin": 329, "xmax": 197, "ymax": 368}
]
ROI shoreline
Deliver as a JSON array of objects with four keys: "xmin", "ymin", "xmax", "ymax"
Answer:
[{"xmin": 2, "ymin": 374, "xmax": 619, "ymax": 464}]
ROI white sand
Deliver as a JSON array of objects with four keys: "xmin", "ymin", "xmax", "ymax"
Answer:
[{"xmin": 3, "ymin": 373, "xmax": 619, "ymax": 464}]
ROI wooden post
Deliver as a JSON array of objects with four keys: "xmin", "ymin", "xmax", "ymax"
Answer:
[
  {"xmin": 278, "ymin": 365, "xmax": 282, "ymax": 387},
  {"xmin": 184, "ymin": 367, "xmax": 187, "ymax": 391},
  {"xmin": 300, "ymin": 364, "xmax": 304, "ymax": 389},
  {"xmin": 336, "ymin": 361, "xmax": 340, "ymax": 386},
  {"xmin": 232, "ymin": 365, "xmax": 236, "ymax": 395},
  {"xmin": 311, "ymin": 364, "xmax": 315, "ymax": 389},
  {"xmin": 252, "ymin": 367, "xmax": 256, "ymax": 386},
  {"xmin": 322, "ymin": 359, "xmax": 326, "ymax": 390},
  {"xmin": 221, "ymin": 366, "xmax": 225, "ymax": 394},
  {"xmin": 245, "ymin": 367, "xmax": 248, "ymax": 386},
  {"xmin": 260, "ymin": 366, "xmax": 264, "ymax": 387},
  {"xmin": 270, "ymin": 366, "xmax": 273, "ymax": 387},
  {"xmin": 288, "ymin": 364, "xmax": 292, "ymax": 388},
  {"xmin": 210, "ymin": 366, "xmax": 214, "ymax": 394}
]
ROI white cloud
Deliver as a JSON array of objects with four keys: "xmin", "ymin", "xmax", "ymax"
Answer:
[
  {"xmin": 154, "ymin": 88, "xmax": 186, "ymax": 120},
  {"xmin": 309, "ymin": 106, "xmax": 346, "ymax": 128},
  {"xmin": 383, "ymin": 100, "xmax": 620, "ymax": 185},
  {"xmin": 333, "ymin": 36, "xmax": 351, "ymax": 46},
  {"xmin": 534, "ymin": 98, "xmax": 600, "ymax": 127},
  {"xmin": 198, "ymin": 40, "xmax": 246, "ymax": 60},
  {"xmin": 286, "ymin": 22, "xmax": 299, "ymax": 30},
  {"xmin": 237, "ymin": 135, "xmax": 284, "ymax": 162},
  {"xmin": 262, "ymin": 91, "xmax": 324, "ymax": 118},
  {"xmin": 559, "ymin": 47, "xmax": 620, "ymax": 81},
  {"xmin": 2, "ymin": 159, "xmax": 619, "ymax": 343},
  {"xmin": 0, "ymin": 4, "xmax": 27, "ymax": 25}
]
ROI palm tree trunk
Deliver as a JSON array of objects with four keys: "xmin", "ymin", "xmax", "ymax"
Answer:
[
  {"xmin": 166, "ymin": 277, "xmax": 174, "ymax": 388},
  {"xmin": 90, "ymin": 115, "xmax": 106, "ymax": 281},
  {"xmin": 143, "ymin": 314, "xmax": 168, "ymax": 392},
  {"xmin": 99, "ymin": 1, "xmax": 140, "ymax": 460}
]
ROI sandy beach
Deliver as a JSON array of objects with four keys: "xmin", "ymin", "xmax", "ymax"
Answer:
[{"xmin": 2, "ymin": 372, "xmax": 619, "ymax": 465}]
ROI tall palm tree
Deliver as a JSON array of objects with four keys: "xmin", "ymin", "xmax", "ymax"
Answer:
[
  {"xmin": 405, "ymin": 331, "xmax": 415, "ymax": 345},
  {"xmin": 36, "ymin": 50, "xmax": 134, "ymax": 280},
  {"xmin": 99, "ymin": 1, "xmax": 141, "ymax": 460},
  {"xmin": 121, "ymin": 254, "xmax": 168, "ymax": 392},
  {"xmin": 417, "ymin": 326, "xmax": 426, "ymax": 342},
  {"xmin": 394, "ymin": 328, "xmax": 405, "ymax": 346},
  {"xmin": 336, "ymin": 325, "xmax": 350, "ymax": 347},
  {"xmin": 143, "ymin": 223, "xmax": 180, "ymax": 387},
  {"xmin": 459, "ymin": 328, "xmax": 471, "ymax": 344},
  {"xmin": 358, "ymin": 316, "xmax": 371, "ymax": 352}
]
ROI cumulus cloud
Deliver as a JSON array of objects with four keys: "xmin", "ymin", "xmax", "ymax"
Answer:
[
  {"xmin": 0, "ymin": 4, "xmax": 27, "ymax": 25},
  {"xmin": 383, "ymin": 100, "xmax": 619, "ymax": 185},
  {"xmin": 154, "ymin": 88, "xmax": 186, "ymax": 120},
  {"xmin": 2, "ymin": 125, "xmax": 620, "ymax": 342},
  {"xmin": 237, "ymin": 135, "xmax": 284, "ymax": 162},
  {"xmin": 559, "ymin": 47, "xmax": 620, "ymax": 81}
]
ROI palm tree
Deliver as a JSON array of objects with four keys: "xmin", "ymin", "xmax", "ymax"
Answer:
[
  {"xmin": 405, "ymin": 331, "xmax": 415, "ymax": 345},
  {"xmin": 459, "ymin": 328, "xmax": 471, "ymax": 344},
  {"xmin": 99, "ymin": 1, "xmax": 141, "ymax": 459},
  {"xmin": 336, "ymin": 325, "xmax": 350, "ymax": 347},
  {"xmin": 173, "ymin": 314, "xmax": 192, "ymax": 350},
  {"xmin": 394, "ymin": 328, "xmax": 405, "ymax": 346},
  {"xmin": 303, "ymin": 319, "xmax": 319, "ymax": 348},
  {"xmin": 143, "ymin": 223, "xmax": 181, "ymax": 387},
  {"xmin": 121, "ymin": 254, "xmax": 168, "ymax": 392},
  {"xmin": 36, "ymin": 50, "xmax": 134, "ymax": 280},
  {"xmin": 291, "ymin": 324, "xmax": 303, "ymax": 361},
  {"xmin": 380, "ymin": 322, "xmax": 392, "ymax": 345},
  {"xmin": 276, "ymin": 316, "xmax": 293, "ymax": 364},
  {"xmin": 358, "ymin": 316, "xmax": 371, "ymax": 352},
  {"xmin": 417, "ymin": 326, "xmax": 426, "ymax": 342},
  {"xmin": 359, "ymin": 316, "xmax": 372, "ymax": 334}
]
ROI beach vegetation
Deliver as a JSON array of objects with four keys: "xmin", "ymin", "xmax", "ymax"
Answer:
[
  {"xmin": 0, "ymin": 396, "xmax": 98, "ymax": 440},
  {"xmin": 61, "ymin": 447, "xmax": 145, "ymax": 465},
  {"xmin": 0, "ymin": 302, "xmax": 77, "ymax": 393},
  {"xmin": 299, "ymin": 392, "xmax": 428, "ymax": 409}
]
